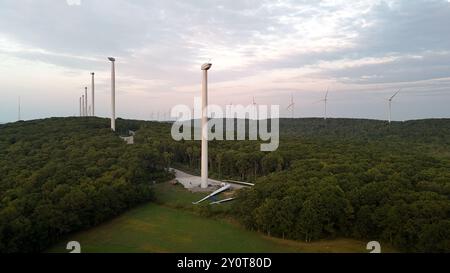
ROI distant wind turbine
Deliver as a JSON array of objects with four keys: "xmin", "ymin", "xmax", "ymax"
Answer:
[
  {"xmin": 82, "ymin": 94, "xmax": 85, "ymax": 116},
  {"xmin": 317, "ymin": 88, "xmax": 329, "ymax": 120},
  {"xmin": 287, "ymin": 93, "xmax": 295, "ymax": 118},
  {"xmin": 251, "ymin": 96, "xmax": 258, "ymax": 119},
  {"xmin": 84, "ymin": 87, "xmax": 88, "ymax": 117},
  {"xmin": 388, "ymin": 89, "xmax": 401, "ymax": 124},
  {"xmin": 18, "ymin": 96, "xmax": 21, "ymax": 121},
  {"xmin": 91, "ymin": 72, "xmax": 95, "ymax": 116}
]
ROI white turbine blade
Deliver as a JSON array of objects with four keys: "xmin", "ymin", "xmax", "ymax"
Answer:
[
  {"xmin": 390, "ymin": 89, "xmax": 401, "ymax": 100},
  {"xmin": 210, "ymin": 197, "xmax": 236, "ymax": 205},
  {"xmin": 325, "ymin": 88, "xmax": 329, "ymax": 100},
  {"xmin": 193, "ymin": 184, "xmax": 231, "ymax": 204}
]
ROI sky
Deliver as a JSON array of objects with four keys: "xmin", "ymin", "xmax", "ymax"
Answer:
[{"xmin": 0, "ymin": 0, "xmax": 450, "ymax": 123}]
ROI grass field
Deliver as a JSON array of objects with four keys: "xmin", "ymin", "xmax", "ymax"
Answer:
[{"xmin": 48, "ymin": 182, "xmax": 396, "ymax": 253}]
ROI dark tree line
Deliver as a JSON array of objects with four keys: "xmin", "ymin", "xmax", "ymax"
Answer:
[
  {"xmin": 1, "ymin": 117, "xmax": 449, "ymax": 252},
  {"xmin": 136, "ymin": 118, "xmax": 450, "ymax": 252},
  {"xmin": 0, "ymin": 117, "xmax": 171, "ymax": 252}
]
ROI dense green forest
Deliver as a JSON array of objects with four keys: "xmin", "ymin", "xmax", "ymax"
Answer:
[
  {"xmin": 1, "ymin": 117, "xmax": 449, "ymax": 252},
  {"xmin": 0, "ymin": 118, "xmax": 171, "ymax": 252},
  {"xmin": 135, "ymin": 118, "xmax": 450, "ymax": 252}
]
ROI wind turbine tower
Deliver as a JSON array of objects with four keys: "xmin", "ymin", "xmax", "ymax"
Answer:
[
  {"xmin": 201, "ymin": 62, "xmax": 212, "ymax": 189},
  {"xmin": 18, "ymin": 96, "xmax": 21, "ymax": 121},
  {"xmin": 108, "ymin": 57, "xmax": 116, "ymax": 131},
  {"xmin": 84, "ymin": 87, "xmax": 88, "ymax": 117},
  {"xmin": 287, "ymin": 93, "xmax": 295, "ymax": 118},
  {"xmin": 388, "ymin": 89, "xmax": 401, "ymax": 124},
  {"xmin": 79, "ymin": 96, "xmax": 82, "ymax": 117},
  {"xmin": 251, "ymin": 96, "xmax": 258, "ymax": 120},
  {"xmin": 91, "ymin": 72, "xmax": 95, "ymax": 116},
  {"xmin": 252, "ymin": 97, "xmax": 257, "ymax": 109},
  {"xmin": 82, "ymin": 94, "xmax": 85, "ymax": 116},
  {"xmin": 323, "ymin": 88, "xmax": 329, "ymax": 120}
]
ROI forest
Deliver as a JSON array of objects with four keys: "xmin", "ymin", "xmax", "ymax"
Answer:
[
  {"xmin": 0, "ymin": 117, "xmax": 449, "ymax": 252},
  {"xmin": 135, "ymin": 118, "xmax": 450, "ymax": 252},
  {"xmin": 0, "ymin": 117, "xmax": 171, "ymax": 252}
]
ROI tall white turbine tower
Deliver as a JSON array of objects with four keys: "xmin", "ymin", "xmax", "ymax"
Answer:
[
  {"xmin": 84, "ymin": 87, "xmax": 88, "ymax": 117},
  {"xmin": 79, "ymin": 96, "xmax": 82, "ymax": 117},
  {"xmin": 201, "ymin": 62, "xmax": 212, "ymax": 189},
  {"xmin": 287, "ymin": 93, "xmax": 295, "ymax": 118},
  {"xmin": 108, "ymin": 57, "xmax": 116, "ymax": 131},
  {"xmin": 82, "ymin": 94, "xmax": 85, "ymax": 116},
  {"xmin": 388, "ymin": 89, "xmax": 401, "ymax": 124},
  {"xmin": 91, "ymin": 72, "xmax": 95, "ymax": 116}
]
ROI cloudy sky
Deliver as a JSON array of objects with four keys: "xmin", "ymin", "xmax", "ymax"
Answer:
[{"xmin": 0, "ymin": 0, "xmax": 449, "ymax": 122}]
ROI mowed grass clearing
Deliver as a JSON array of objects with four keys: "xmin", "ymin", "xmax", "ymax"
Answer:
[{"xmin": 48, "ymin": 182, "xmax": 395, "ymax": 253}]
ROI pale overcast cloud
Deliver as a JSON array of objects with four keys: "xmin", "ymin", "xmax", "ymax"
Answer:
[{"xmin": 0, "ymin": 0, "xmax": 449, "ymax": 122}]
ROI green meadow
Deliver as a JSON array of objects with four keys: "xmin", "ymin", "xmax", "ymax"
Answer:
[{"xmin": 49, "ymin": 182, "xmax": 394, "ymax": 253}]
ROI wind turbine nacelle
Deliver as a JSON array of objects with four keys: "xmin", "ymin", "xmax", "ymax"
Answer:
[
  {"xmin": 108, "ymin": 57, "xmax": 116, "ymax": 62},
  {"xmin": 201, "ymin": 63, "xmax": 212, "ymax": 70}
]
